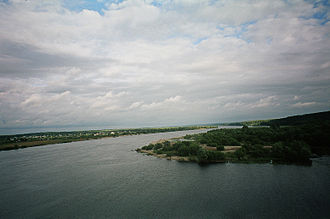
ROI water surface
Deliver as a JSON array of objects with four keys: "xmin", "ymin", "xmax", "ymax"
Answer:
[{"xmin": 0, "ymin": 129, "xmax": 329, "ymax": 218}]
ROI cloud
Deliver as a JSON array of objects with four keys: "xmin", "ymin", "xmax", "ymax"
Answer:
[
  {"xmin": 141, "ymin": 96, "xmax": 183, "ymax": 110},
  {"xmin": 292, "ymin": 102, "xmax": 317, "ymax": 108},
  {"xmin": 0, "ymin": 0, "xmax": 330, "ymax": 132}
]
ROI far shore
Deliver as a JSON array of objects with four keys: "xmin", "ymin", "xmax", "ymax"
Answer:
[{"xmin": 0, "ymin": 126, "xmax": 215, "ymax": 151}]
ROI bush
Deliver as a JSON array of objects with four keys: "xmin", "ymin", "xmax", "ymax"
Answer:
[
  {"xmin": 178, "ymin": 145, "xmax": 189, "ymax": 156},
  {"xmin": 272, "ymin": 141, "xmax": 311, "ymax": 162},
  {"xmin": 172, "ymin": 142, "xmax": 183, "ymax": 151},
  {"xmin": 154, "ymin": 143, "xmax": 163, "ymax": 150},
  {"xmin": 141, "ymin": 144, "xmax": 154, "ymax": 150},
  {"xmin": 243, "ymin": 144, "xmax": 268, "ymax": 158},
  {"xmin": 196, "ymin": 149, "xmax": 225, "ymax": 163},
  {"xmin": 197, "ymin": 149, "xmax": 208, "ymax": 163},
  {"xmin": 216, "ymin": 145, "xmax": 224, "ymax": 151},
  {"xmin": 165, "ymin": 151, "xmax": 176, "ymax": 156},
  {"xmin": 162, "ymin": 141, "xmax": 173, "ymax": 151},
  {"xmin": 163, "ymin": 141, "xmax": 171, "ymax": 147},
  {"xmin": 207, "ymin": 151, "xmax": 225, "ymax": 161},
  {"xmin": 234, "ymin": 149, "xmax": 246, "ymax": 160}
]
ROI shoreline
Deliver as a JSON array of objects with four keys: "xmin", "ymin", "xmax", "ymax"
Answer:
[
  {"xmin": 136, "ymin": 135, "xmax": 313, "ymax": 165},
  {"xmin": 0, "ymin": 126, "xmax": 215, "ymax": 151},
  {"xmin": 137, "ymin": 136, "xmax": 232, "ymax": 163},
  {"xmin": 138, "ymin": 148, "xmax": 312, "ymax": 165}
]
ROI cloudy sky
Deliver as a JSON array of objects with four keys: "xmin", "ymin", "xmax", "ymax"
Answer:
[{"xmin": 0, "ymin": 0, "xmax": 329, "ymax": 133}]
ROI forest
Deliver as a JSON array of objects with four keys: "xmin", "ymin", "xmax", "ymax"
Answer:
[{"xmin": 138, "ymin": 111, "xmax": 330, "ymax": 164}]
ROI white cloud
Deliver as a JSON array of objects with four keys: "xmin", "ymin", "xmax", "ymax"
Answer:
[
  {"xmin": 0, "ymin": 0, "xmax": 329, "ymax": 131},
  {"xmin": 292, "ymin": 102, "xmax": 317, "ymax": 108}
]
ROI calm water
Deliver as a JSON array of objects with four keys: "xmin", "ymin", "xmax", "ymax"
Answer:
[{"xmin": 0, "ymin": 130, "xmax": 329, "ymax": 218}]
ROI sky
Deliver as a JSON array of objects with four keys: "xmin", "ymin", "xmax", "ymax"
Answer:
[{"xmin": 0, "ymin": 0, "xmax": 330, "ymax": 133}]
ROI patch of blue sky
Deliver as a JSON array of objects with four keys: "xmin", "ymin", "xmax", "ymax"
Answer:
[
  {"xmin": 193, "ymin": 37, "xmax": 208, "ymax": 45},
  {"xmin": 240, "ymin": 20, "xmax": 257, "ymax": 30},
  {"xmin": 0, "ymin": 0, "xmax": 9, "ymax": 6},
  {"xmin": 216, "ymin": 25, "xmax": 225, "ymax": 31},
  {"xmin": 266, "ymin": 37, "xmax": 273, "ymax": 45},
  {"xmin": 62, "ymin": 0, "xmax": 125, "ymax": 15},
  {"xmin": 313, "ymin": 10, "xmax": 327, "ymax": 19},
  {"xmin": 217, "ymin": 20, "xmax": 256, "ymax": 32},
  {"xmin": 306, "ymin": 0, "xmax": 330, "ymax": 24},
  {"xmin": 311, "ymin": 0, "xmax": 330, "ymax": 8},
  {"xmin": 208, "ymin": 0, "xmax": 219, "ymax": 6},
  {"xmin": 150, "ymin": 0, "xmax": 162, "ymax": 7},
  {"xmin": 223, "ymin": 33, "xmax": 252, "ymax": 44},
  {"xmin": 222, "ymin": 20, "xmax": 256, "ymax": 43},
  {"xmin": 151, "ymin": 0, "xmax": 220, "ymax": 9},
  {"xmin": 300, "ymin": 9, "xmax": 329, "ymax": 25}
]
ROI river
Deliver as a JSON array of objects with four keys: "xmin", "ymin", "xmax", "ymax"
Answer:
[{"xmin": 0, "ymin": 129, "xmax": 329, "ymax": 218}]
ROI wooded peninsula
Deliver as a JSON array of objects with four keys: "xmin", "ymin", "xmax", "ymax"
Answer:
[{"xmin": 137, "ymin": 111, "xmax": 330, "ymax": 164}]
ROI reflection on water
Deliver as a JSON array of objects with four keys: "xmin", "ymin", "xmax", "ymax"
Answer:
[{"xmin": 0, "ymin": 129, "xmax": 329, "ymax": 218}]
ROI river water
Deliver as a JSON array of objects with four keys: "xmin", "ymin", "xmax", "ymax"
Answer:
[{"xmin": 0, "ymin": 129, "xmax": 329, "ymax": 218}]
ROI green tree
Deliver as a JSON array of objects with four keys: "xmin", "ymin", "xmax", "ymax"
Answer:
[{"xmin": 216, "ymin": 145, "xmax": 224, "ymax": 151}]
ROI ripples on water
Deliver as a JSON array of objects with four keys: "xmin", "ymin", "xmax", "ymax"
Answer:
[{"xmin": 0, "ymin": 129, "xmax": 329, "ymax": 218}]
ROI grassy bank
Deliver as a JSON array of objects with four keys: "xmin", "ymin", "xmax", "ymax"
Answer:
[{"xmin": 0, "ymin": 126, "xmax": 216, "ymax": 151}]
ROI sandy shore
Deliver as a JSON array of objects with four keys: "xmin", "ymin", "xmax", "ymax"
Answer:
[
  {"xmin": 138, "ymin": 137, "xmax": 272, "ymax": 163},
  {"xmin": 139, "ymin": 149, "xmax": 191, "ymax": 161}
]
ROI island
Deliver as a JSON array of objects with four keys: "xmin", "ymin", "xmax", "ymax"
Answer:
[{"xmin": 137, "ymin": 111, "xmax": 330, "ymax": 164}]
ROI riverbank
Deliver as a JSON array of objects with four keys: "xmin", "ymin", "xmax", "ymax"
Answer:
[
  {"xmin": 137, "ymin": 143, "xmax": 311, "ymax": 165},
  {"xmin": 138, "ymin": 144, "xmax": 269, "ymax": 164},
  {"xmin": 136, "ymin": 126, "xmax": 315, "ymax": 164},
  {"xmin": 0, "ymin": 126, "xmax": 216, "ymax": 151}
]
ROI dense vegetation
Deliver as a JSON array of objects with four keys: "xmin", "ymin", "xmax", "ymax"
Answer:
[
  {"xmin": 189, "ymin": 124, "xmax": 328, "ymax": 163},
  {"xmin": 0, "ymin": 126, "xmax": 215, "ymax": 151},
  {"xmin": 139, "ymin": 140, "xmax": 225, "ymax": 163},
  {"xmin": 221, "ymin": 110, "xmax": 330, "ymax": 127},
  {"xmin": 139, "ymin": 111, "xmax": 330, "ymax": 164},
  {"xmin": 221, "ymin": 120, "xmax": 270, "ymax": 126},
  {"xmin": 268, "ymin": 111, "xmax": 330, "ymax": 126}
]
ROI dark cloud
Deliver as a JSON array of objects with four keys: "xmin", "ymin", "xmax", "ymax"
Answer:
[{"xmin": 0, "ymin": 39, "xmax": 115, "ymax": 77}]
